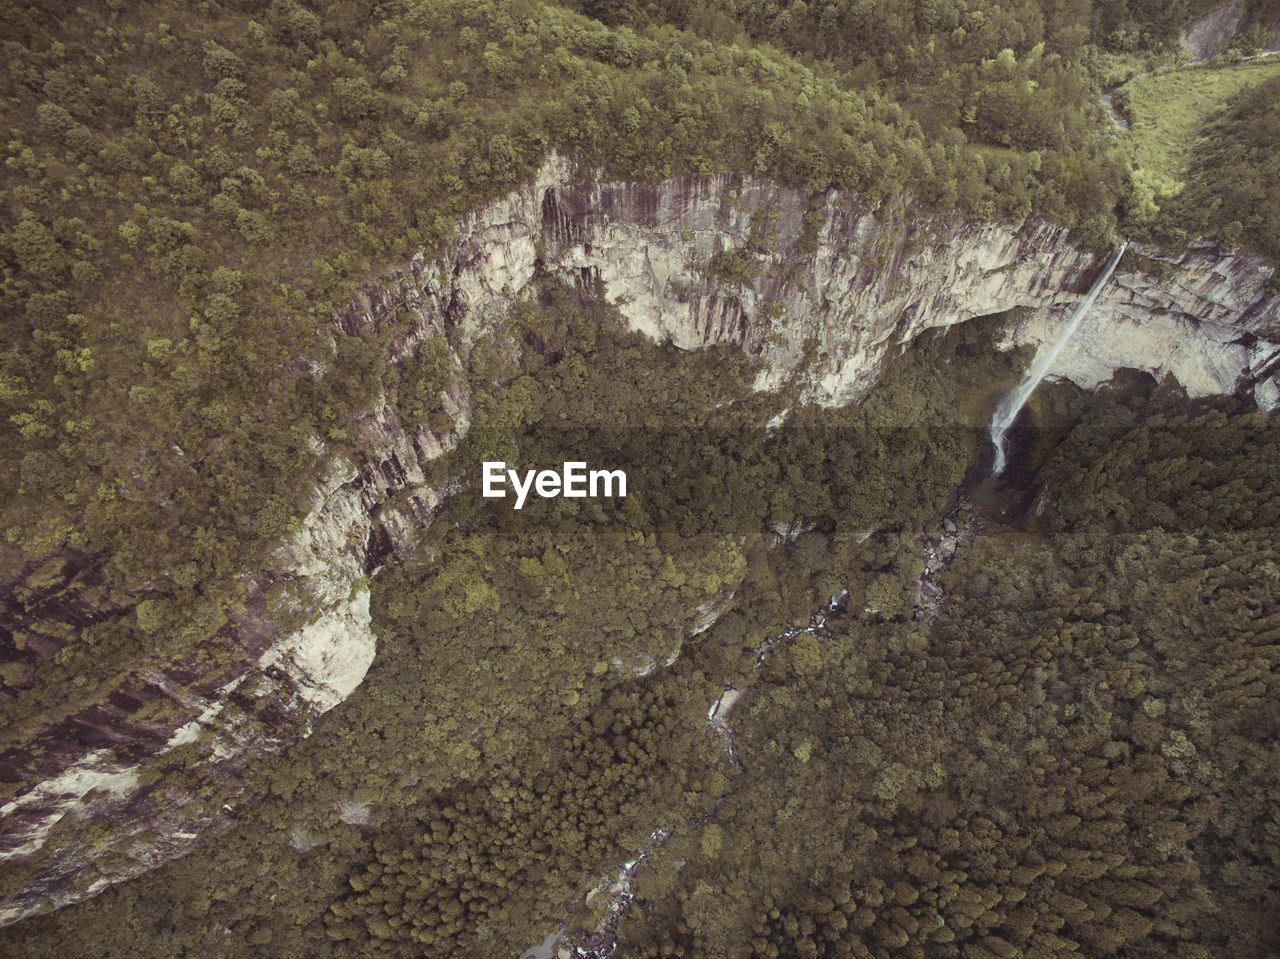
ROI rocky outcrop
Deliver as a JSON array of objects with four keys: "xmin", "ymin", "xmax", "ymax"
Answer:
[
  {"xmin": 1182, "ymin": 0, "xmax": 1250, "ymax": 60},
  {"xmin": 1181, "ymin": 0, "xmax": 1280, "ymax": 59},
  {"xmin": 1010, "ymin": 245, "xmax": 1280, "ymax": 409},
  {"xmin": 2, "ymin": 153, "xmax": 1277, "ymax": 926}
]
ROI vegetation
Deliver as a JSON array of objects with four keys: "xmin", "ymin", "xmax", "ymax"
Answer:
[
  {"xmin": 1114, "ymin": 58, "xmax": 1280, "ymax": 235},
  {"xmin": 2, "ymin": 1, "xmax": 1279, "ymax": 956},
  {"xmin": 617, "ymin": 385, "xmax": 1280, "ymax": 958},
  {"xmin": 2, "ymin": 0, "xmax": 1274, "ymax": 749},
  {"xmin": 1120, "ymin": 60, "xmax": 1280, "ymax": 179},
  {"xmin": 0, "ymin": 0, "xmax": 1141, "ymax": 762},
  {"xmin": 1159, "ymin": 74, "xmax": 1280, "ymax": 262},
  {"xmin": 6, "ymin": 289, "xmax": 1278, "ymax": 959},
  {"xmin": 569, "ymin": 0, "xmax": 1223, "ymax": 60},
  {"xmin": 0, "ymin": 286, "xmax": 1018, "ymax": 957}
]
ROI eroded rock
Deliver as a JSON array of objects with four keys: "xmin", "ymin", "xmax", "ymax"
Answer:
[{"xmin": 2, "ymin": 154, "xmax": 1277, "ymax": 925}]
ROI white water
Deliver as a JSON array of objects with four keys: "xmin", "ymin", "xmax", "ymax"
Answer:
[{"xmin": 989, "ymin": 241, "xmax": 1128, "ymax": 475}]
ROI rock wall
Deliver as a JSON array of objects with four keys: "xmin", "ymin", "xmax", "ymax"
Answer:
[
  {"xmin": 2, "ymin": 153, "xmax": 1277, "ymax": 925},
  {"xmin": 536, "ymin": 165, "xmax": 1276, "ymax": 408},
  {"xmin": 1180, "ymin": 0, "xmax": 1280, "ymax": 60}
]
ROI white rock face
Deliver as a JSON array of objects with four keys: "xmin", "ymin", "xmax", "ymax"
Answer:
[
  {"xmin": 1008, "ymin": 258, "xmax": 1280, "ymax": 409},
  {"xmin": 1182, "ymin": 0, "xmax": 1248, "ymax": 60},
  {"xmin": 259, "ymin": 587, "xmax": 373, "ymax": 715},
  {"xmin": 0, "ymin": 756, "xmax": 138, "ymax": 861},
  {"xmin": 2, "ymin": 153, "xmax": 1277, "ymax": 925},
  {"xmin": 528, "ymin": 159, "xmax": 1277, "ymax": 409},
  {"xmin": 1180, "ymin": 1, "xmax": 1280, "ymax": 60}
]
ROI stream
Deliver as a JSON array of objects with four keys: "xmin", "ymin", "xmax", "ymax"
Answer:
[
  {"xmin": 1100, "ymin": 91, "xmax": 1131, "ymax": 130},
  {"xmin": 516, "ymin": 585, "xmax": 853, "ymax": 959},
  {"xmin": 516, "ymin": 483, "xmax": 1004, "ymax": 958}
]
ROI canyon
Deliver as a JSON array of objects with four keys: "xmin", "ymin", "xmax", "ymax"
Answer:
[{"xmin": 2, "ymin": 153, "xmax": 1278, "ymax": 926}]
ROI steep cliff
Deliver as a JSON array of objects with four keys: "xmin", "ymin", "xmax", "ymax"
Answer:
[
  {"xmin": 2, "ymin": 154, "xmax": 1276, "ymax": 925},
  {"xmin": 1180, "ymin": 0, "xmax": 1280, "ymax": 59}
]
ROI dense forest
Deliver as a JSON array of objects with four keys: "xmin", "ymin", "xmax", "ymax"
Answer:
[
  {"xmin": 0, "ymin": 0, "xmax": 1128, "ymax": 748},
  {"xmin": 615, "ymin": 387, "xmax": 1280, "ymax": 958},
  {"xmin": 567, "ymin": 0, "xmax": 1228, "ymax": 54},
  {"xmin": 2, "ymin": 0, "xmax": 1275, "ymax": 734},
  {"xmin": 6, "ymin": 288, "xmax": 1278, "ymax": 958},
  {"xmin": 0, "ymin": 284, "xmax": 1011, "ymax": 956},
  {"xmin": 1159, "ymin": 75, "xmax": 1280, "ymax": 260},
  {"xmin": 2, "ymin": 0, "xmax": 1279, "ymax": 956}
]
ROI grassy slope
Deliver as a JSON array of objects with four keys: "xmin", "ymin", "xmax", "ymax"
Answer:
[{"xmin": 1121, "ymin": 56, "xmax": 1280, "ymax": 183}]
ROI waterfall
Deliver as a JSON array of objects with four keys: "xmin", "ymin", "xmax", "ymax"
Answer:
[{"xmin": 989, "ymin": 241, "xmax": 1128, "ymax": 476}]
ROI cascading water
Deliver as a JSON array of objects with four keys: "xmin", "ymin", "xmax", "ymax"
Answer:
[{"xmin": 989, "ymin": 241, "xmax": 1128, "ymax": 475}]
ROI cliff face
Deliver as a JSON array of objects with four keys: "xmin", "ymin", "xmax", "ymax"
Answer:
[
  {"xmin": 2, "ymin": 154, "xmax": 1277, "ymax": 925},
  {"xmin": 536, "ymin": 166, "xmax": 1277, "ymax": 406},
  {"xmin": 1180, "ymin": 0, "xmax": 1280, "ymax": 60}
]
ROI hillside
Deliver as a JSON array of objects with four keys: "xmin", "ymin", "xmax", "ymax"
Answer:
[{"xmin": 1, "ymin": 2, "xmax": 1278, "ymax": 957}]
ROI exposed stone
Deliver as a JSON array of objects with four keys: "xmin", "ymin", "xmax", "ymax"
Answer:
[
  {"xmin": 334, "ymin": 798, "xmax": 373, "ymax": 827},
  {"xmin": 2, "ymin": 153, "xmax": 1277, "ymax": 925},
  {"xmin": 1179, "ymin": 0, "xmax": 1280, "ymax": 59},
  {"xmin": 1181, "ymin": 0, "xmax": 1248, "ymax": 60}
]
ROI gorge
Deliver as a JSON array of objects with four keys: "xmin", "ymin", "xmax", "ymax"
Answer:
[
  {"xmin": 4, "ymin": 0, "xmax": 1280, "ymax": 953},
  {"xmin": 2, "ymin": 155, "xmax": 1279, "ymax": 930}
]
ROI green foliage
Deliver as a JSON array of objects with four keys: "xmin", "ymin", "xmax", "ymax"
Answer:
[
  {"xmin": 0, "ymin": 290, "xmax": 1007, "ymax": 957},
  {"xmin": 1160, "ymin": 75, "xmax": 1280, "ymax": 262},
  {"xmin": 1118, "ymin": 58, "xmax": 1280, "ymax": 210},
  {"xmin": 614, "ymin": 391, "xmax": 1280, "ymax": 959},
  {"xmin": 0, "ymin": 0, "xmax": 1152, "ymax": 748},
  {"xmin": 15, "ymin": 362, "xmax": 1276, "ymax": 959},
  {"xmin": 8, "ymin": 216, "xmax": 65, "ymax": 277},
  {"xmin": 0, "ymin": 1, "xmax": 1275, "ymax": 955}
]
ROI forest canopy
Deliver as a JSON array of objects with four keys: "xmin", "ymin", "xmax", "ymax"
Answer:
[
  {"xmin": 1, "ymin": 1, "xmax": 1278, "ymax": 956},
  {"xmin": 0, "ymin": 0, "xmax": 1133, "ymax": 727},
  {"xmin": 4, "ymin": 290, "xmax": 1277, "ymax": 959},
  {"xmin": 3, "ymin": 0, "xmax": 1271, "ymax": 727},
  {"xmin": 1160, "ymin": 75, "xmax": 1280, "ymax": 261}
]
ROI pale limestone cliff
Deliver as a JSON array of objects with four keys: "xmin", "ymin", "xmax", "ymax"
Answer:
[{"xmin": 2, "ymin": 153, "xmax": 1277, "ymax": 925}]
